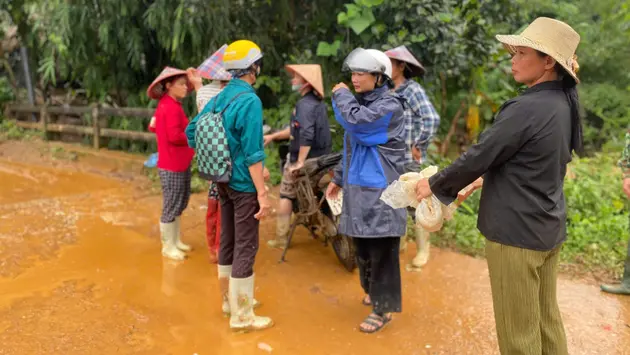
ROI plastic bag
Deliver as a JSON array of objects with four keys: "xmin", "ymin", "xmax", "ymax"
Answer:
[{"xmin": 381, "ymin": 165, "xmax": 460, "ymax": 232}]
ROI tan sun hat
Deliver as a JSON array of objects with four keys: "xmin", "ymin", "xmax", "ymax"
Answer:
[
  {"xmin": 285, "ymin": 64, "xmax": 325, "ymax": 98},
  {"xmin": 496, "ymin": 17, "xmax": 581, "ymax": 83}
]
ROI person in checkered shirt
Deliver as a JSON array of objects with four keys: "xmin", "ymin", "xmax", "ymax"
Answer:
[{"xmin": 385, "ymin": 46, "xmax": 440, "ymax": 269}]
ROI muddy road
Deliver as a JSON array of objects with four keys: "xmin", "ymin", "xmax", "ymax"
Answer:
[{"xmin": 0, "ymin": 140, "xmax": 628, "ymax": 355}]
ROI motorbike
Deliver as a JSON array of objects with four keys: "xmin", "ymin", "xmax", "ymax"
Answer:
[{"xmin": 271, "ymin": 138, "xmax": 356, "ymax": 272}]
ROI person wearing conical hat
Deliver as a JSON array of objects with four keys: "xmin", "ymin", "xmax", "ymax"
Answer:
[
  {"xmin": 146, "ymin": 66, "xmax": 196, "ymax": 261},
  {"xmin": 186, "ymin": 39, "xmax": 272, "ymax": 332},
  {"xmin": 263, "ymin": 64, "xmax": 332, "ymax": 249},
  {"xmin": 415, "ymin": 18, "xmax": 583, "ymax": 354},
  {"xmin": 385, "ymin": 45, "xmax": 440, "ymax": 269}
]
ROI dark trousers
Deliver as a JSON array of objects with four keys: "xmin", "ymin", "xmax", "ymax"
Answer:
[
  {"xmin": 354, "ymin": 237, "xmax": 402, "ymax": 314},
  {"xmin": 217, "ymin": 184, "xmax": 260, "ymax": 278}
]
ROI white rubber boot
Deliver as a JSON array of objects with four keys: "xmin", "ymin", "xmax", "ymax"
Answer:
[
  {"xmin": 160, "ymin": 222, "xmax": 186, "ymax": 261},
  {"xmin": 267, "ymin": 215, "xmax": 290, "ymax": 249},
  {"xmin": 219, "ymin": 265, "xmax": 260, "ymax": 316},
  {"xmin": 229, "ymin": 274, "xmax": 273, "ymax": 332},
  {"xmin": 411, "ymin": 228, "xmax": 431, "ymax": 267},
  {"xmin": 174, "ymin": 216, "xmax": 192, "ymax": 252},
  {"xmin": 218, "ymin": 264, "xmax": 232, "ymax": 315}
]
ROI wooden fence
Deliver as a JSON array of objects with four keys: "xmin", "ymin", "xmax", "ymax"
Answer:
[{"xmin": 4, "ymin": 103, "xmax": 156, "ymax": 149}]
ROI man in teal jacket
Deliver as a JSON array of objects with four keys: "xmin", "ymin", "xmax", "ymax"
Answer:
[{"xmin": 186, "ymin": 39, "xmax": 273, "ymax": 332}]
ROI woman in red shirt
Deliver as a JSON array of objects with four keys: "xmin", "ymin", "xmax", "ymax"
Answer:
[{"xmin": 147, "ymin": 67, "xmax": 195, "ymax": 261}]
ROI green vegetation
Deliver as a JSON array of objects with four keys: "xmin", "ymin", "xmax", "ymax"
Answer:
[{"xmin": 1, "ymin": 0, "xmax": 629, "ymax": 277}]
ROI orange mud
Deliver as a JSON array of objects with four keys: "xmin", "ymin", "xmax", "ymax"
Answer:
[{"xmin": 0, "ymin": 140, "xmax": 628, "ymax": 355}]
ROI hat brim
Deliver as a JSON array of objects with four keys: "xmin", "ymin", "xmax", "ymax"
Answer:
[
  {"xmin": 495, "ymin": 34, "xmax": 579, "ymax": 84},
  {"xmin": 285, "ymin": 64, "xmax": 325, "ymax": 98},
  {"xmin": 147, "ymin": 69, "xmax": 193, "ymax": 100}
]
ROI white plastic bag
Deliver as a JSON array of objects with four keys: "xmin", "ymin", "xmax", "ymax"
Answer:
[
  {"xmin": 380, "ymin": 165, "xmax": 460, "ymax": 232},
  {"xmin": 326, "ymin": 190, "xmax": 343, "ymax": 216}
]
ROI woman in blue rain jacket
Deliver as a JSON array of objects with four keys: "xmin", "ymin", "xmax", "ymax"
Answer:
[{"xmin": 326, "ymin": 48, "xmax": 406, "ymax": 334}]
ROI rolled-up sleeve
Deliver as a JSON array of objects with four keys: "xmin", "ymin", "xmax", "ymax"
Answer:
[
  {"xmin": 429, "ymin": 101, "xmax": 533, "ymax": 205},
  {"xmin": 235, "ymin": 96, "xmax": 266, "ymax": 166}
]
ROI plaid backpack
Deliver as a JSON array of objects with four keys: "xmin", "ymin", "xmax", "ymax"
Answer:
[{"xmin": 195, "ymin": 92, "xmax": 246, "ymax": 183}]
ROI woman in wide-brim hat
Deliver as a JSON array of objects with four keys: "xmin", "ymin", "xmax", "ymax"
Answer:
[
  {"xmin": 263, "ymin": 64, "xmax": 332, "ymax": 249},
  {"xmin": 415, "ymin": 17, "xmax": 583, "ymax": 354},
  {"xmin": 147, "ymin": 66, "xmax": 196, "ymax": 261}
]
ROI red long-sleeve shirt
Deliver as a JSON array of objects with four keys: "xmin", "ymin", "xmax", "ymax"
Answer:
[{"xmin": 149, "ymin": 95, "xmax": 194, "ymax": 172}]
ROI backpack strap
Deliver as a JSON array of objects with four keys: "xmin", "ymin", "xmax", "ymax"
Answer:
[{"xmin": 212, "ymin": 92, "xmax": 247, "ymax": 115}]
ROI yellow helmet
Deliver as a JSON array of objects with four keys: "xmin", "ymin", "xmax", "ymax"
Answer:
[{"xmin": 223, "ymin": 40, "xmax": 263, "ymax": 70}]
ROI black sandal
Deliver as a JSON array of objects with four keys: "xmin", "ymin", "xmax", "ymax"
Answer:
[
  {"xmin": 359, "ymin": 313, "xmax": 392, "ymax": 334},
  {"xmin": 362, "ymin": 295, "xmax": 371, "ymax": 306}
]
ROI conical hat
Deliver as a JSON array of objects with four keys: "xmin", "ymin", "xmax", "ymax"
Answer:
[
  {"xmin": 385, "ymin": 45, "xmax": 426, "ymax": 77},
  {"xmin": 197, "ymin": 44, "xmax": 232, "ymax": 81},
  {"xmin": 285, "ymin": 64, "xmax": 324, "ymax": 98},
  {"xmin": 147, "ymin": 66, "xmax": 193, "ymax": 100}
]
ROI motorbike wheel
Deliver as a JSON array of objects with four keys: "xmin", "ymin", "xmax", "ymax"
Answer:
[{"xmin": 332, "ymin": 234, "xmax": 356, "ymax": 272}]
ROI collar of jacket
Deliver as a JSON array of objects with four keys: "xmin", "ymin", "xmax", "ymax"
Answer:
[
  {"xmin": 521, "ymin": 80, "xmax": 564, "ymax": 95},
  {"xmin": 357, "ymin": 85, "xmax": 392, "ymax": 104}
]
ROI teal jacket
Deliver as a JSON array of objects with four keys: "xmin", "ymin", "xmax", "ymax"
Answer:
[{"xmin": 186, "ymin": 79, "xmax": 266, "ymax": 193}]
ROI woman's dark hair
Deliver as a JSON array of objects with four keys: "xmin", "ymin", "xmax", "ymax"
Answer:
[
  {"xmin": 536, "ymin": 50, "xmax": 584, "ymax": 156},
  {"xmin": 161, "ymin": 74, "xmax": 187, "ymax": 90}
]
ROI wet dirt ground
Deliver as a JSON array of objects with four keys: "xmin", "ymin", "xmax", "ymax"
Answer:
[{"xmin": 0, "ymin": 140, "xmax": 629, "ymax": 355}]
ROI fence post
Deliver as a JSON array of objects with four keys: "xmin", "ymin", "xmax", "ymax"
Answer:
[
  {"xmin": 40, "ymin": 104, "xmax": 48, "ymax": 140},
  {"xmin": 92, "ymin": 104, "xmax": 100, "ymax": 149}
]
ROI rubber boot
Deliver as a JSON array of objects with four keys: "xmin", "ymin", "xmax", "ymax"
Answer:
[
  {"xmin": 206, "ymin": 199, "xmax": 221, "ymax": 263},
  {"xmin": 219, "ymin": 265, "xmax": 260, "ymax": 316},
  {"xmin": 411, "ymin": 228, "xmax": 431, "ymax": 268},
  {"xmin": 229, "ymin": 274, "xmax": 273, "ymax": 331},
  {"xmin": 267, "ymin": 215, "xmax": 290, "ymax": 249},
  {"xmin": 174, "ymin": 217, "xmax": 192, "ymax": 252},
  {"xmin": 601, "ymin": 256, "xmax": 630, "ymax": 295},
  {"xmin": 160, "ymin": 222, "xmax": 186, "ymax": 261},
  {"xmin": 218, "ymin": 264, "xmax": 232, "ymax": 315}
]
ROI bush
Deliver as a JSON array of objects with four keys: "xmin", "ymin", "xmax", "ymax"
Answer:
[{"xmin": 434, "ymin": 153, "xmax": 629, "ymax": 277}]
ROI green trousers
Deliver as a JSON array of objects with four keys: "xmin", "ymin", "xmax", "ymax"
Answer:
[{"xmin": 486, "ymin": 240, "xmax": 568, "ymax": 355}]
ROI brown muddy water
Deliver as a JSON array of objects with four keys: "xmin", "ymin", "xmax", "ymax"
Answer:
[{"xmin": 0, "ymin": 141, "xmax": 628, "ymax": 355}]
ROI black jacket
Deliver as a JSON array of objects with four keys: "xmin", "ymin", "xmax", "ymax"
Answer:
[
  {"xmin": 289, "ymin": 92, "xmax": 332, "ymax": 162},
  {"xmin": 430, "ymin": 81, "xmax": 573, "ymax": 251}
]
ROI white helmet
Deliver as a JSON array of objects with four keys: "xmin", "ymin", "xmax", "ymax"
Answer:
[{"xmin": 342, "ymin": 48, "xmax": 393, "ymax": 80}]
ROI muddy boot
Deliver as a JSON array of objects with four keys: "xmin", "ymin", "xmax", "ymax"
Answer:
[
  {"xmin": 267, "ymin": 215, "xmax": 290, "ymax": 249},
  {"xmin": 601, "ymin": 261, "xmax": 630, "ymax": 295},
  {"xmin": 411, "ymin": 228, "xmax": 431, "ymax": 268},
  {"xmin": 174, "ymin": 217, "xmax": 192, "ymax": 252},
  {"xmin": 229, "ymin": 274, "xmax": 273, "ymax": 332},
  {"xmin": 219, "ymin": 265, "xmax": 260, "ymax": 316},
  {"xmin": 218, "ymin": 265, "xmax": 232, "ymax": 315},
  {"xmin": 160, "ymin": 222, "xmax": 186, "ymax": 261}
]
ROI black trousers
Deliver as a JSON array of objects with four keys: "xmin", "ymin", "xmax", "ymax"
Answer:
[
  {"xmin": 217, "ymin": 184, "xmax": 260, "ymax": 278},
  {"xmin": 354, "ymin": 237, "xmax": 402, "ymax": 314}
]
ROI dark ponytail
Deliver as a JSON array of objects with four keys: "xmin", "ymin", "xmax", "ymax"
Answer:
[
  {"xmin": 557, "ymin": 64, "xmax": 584, "ymax": 157},
  {"xmin": 536, "ymin": 50, "xmax": 584, "ymax": 156}
]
